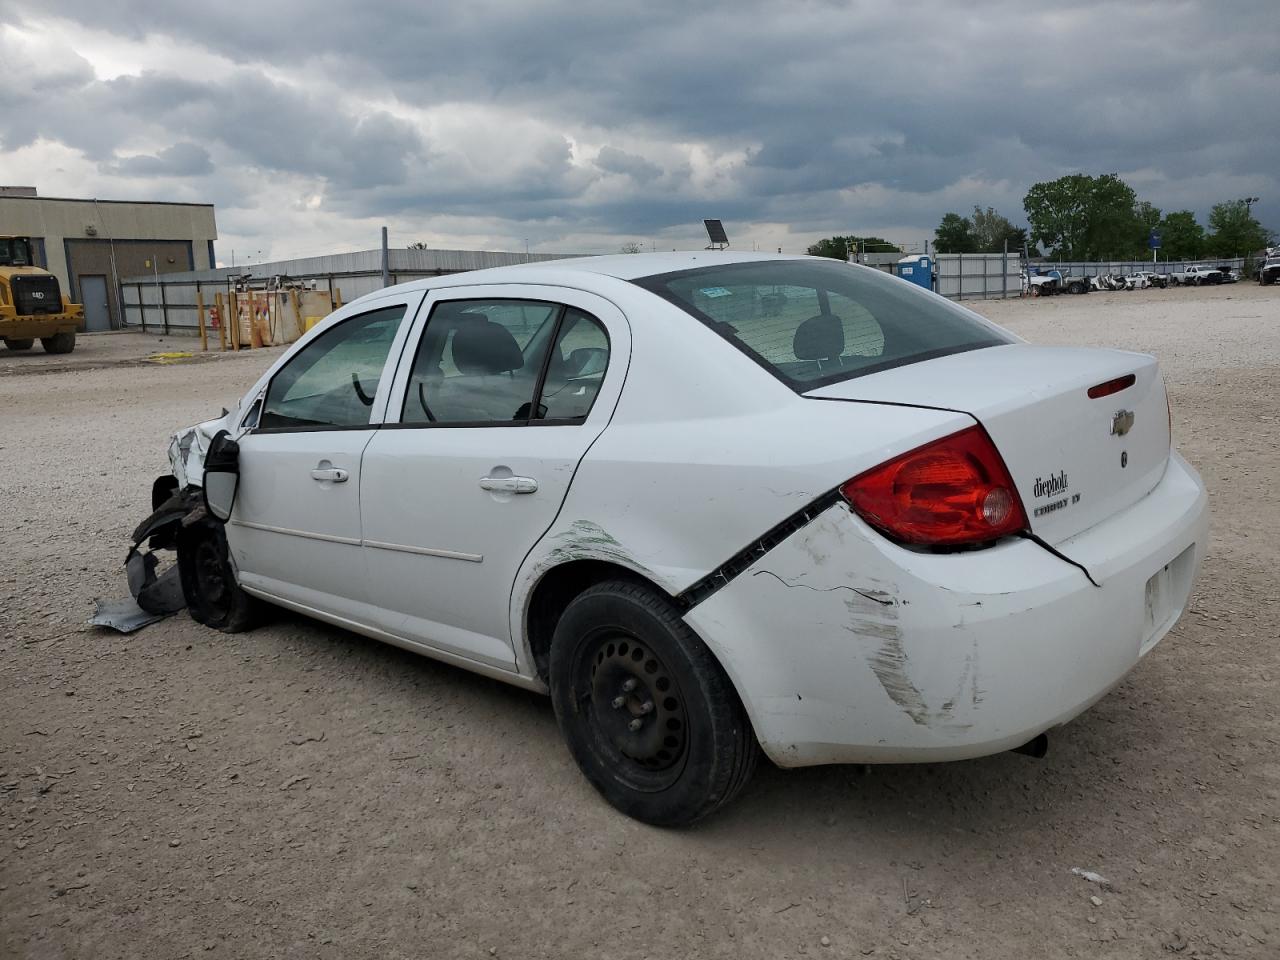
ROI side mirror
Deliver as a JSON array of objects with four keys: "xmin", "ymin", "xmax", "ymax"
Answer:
[{"xmin": 202, "ymin": 430, "xmax": 240, "ymax": 523}]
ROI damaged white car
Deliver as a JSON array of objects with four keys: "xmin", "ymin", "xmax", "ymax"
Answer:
[{"xmin": 132, "ymin": 253, "xmax": 1208, "ymax": 825}]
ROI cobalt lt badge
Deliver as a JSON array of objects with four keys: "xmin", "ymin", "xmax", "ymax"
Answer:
[{"xmin": 1111, "ymin": 409, "xmax": 1135, "ymax": 437}]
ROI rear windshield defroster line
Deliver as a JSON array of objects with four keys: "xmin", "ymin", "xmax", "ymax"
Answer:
[{"xmin": 633, "ymin": 259, "xmax": 1012, "ymax": 393}]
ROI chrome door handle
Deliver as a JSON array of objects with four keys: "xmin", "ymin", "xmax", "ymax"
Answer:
[
  {"xmin": 479, "ymin": 476, "xmax": 538, "ymax": 494},
  {"xmin": 310, "ymin": 467, "xmax": 349, "ymax": 483}
]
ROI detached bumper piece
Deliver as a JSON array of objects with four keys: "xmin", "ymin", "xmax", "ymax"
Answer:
[{"xmin": 89, "ymin": 480, "xmax": 202, "ymax": 634}]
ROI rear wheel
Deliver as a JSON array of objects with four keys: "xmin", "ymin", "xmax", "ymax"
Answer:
[
  {"xmin": 40, "ymin": 332, "xmax": 76, "ymax": 354},
  {"xmin": 3, "ymin": 338, "xmax": 34, "ymax": 351},
  {"xmin": 549, "ymin": 581, "xmax": 758, "ymax": 826},
  {"xmin": 176, "ymin": 521, "xmax": 262, "ymax": 633}
]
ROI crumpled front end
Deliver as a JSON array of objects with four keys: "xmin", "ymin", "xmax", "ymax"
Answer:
[
  {"xmin": 168, "ymin": 412, "xmax": 233, "ymax": 489},
  {"xmin": 89, "ymin": 412, "xmax": 233, "ymax": 632}
]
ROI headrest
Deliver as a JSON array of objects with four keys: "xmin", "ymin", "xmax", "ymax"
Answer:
[
  {"xmin": 452, "ymin": 315, "xmax": 523, "ymax": 374},
  {"xmin": 793, "ymin": 313, "xmax": 845, "ymax": 361}
]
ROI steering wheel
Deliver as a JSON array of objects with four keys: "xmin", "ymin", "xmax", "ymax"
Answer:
[
  {"xmin": 351, "ymin": 372, "xmax": 375, "ymax": 406},
  {"xmin": 417, "ymin": 382, "xmax": 437, "ymax": 422}
]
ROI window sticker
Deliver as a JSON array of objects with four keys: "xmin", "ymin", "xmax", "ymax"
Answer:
[{"xmin": 698, "ymin": 286, "xmax": 732, "ymax": 298}]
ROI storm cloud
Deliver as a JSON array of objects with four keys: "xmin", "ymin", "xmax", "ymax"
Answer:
[{"xmin": 2, "ymin": 0, "xmax": 1275, "ymax": 259}]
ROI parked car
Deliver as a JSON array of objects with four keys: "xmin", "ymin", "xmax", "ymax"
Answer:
[
  {"xmin": 1136, "ymin": 270, "xmax": 1169, "ymax": 289},
  {"xmin": 1214, "ymin": 265, "xmax": 1239, "ymax": 283},
  {"xmin": 133, "ymin": 253, "xmax": 1208, "ymax": 825},
  {"xmin": 1171, "ymin": 265, "xmax": 1222, "ymax": 286},
  {"xmin": 1022, "ymin": 270, "xmax": 1059, "ymax": 296},
  {"xmin": 1258, "ymin": 255, "xmax": 1280, "ymax": 285},
  {"xmin": 1123, "ymin": 273, "xmax": 1151, "ymax": 290}
]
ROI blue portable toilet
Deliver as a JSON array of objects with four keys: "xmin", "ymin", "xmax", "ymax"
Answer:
[{"xmin": 895, "ymin": 254, "xmax": 933, "ymax": 290}]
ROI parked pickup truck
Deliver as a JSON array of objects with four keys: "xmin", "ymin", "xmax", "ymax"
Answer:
[
  {"xmin": 1171, "ymin": 265, "xmax": 1222, "ymax": 286},
  {"xmin": 1258, "ymin": 255, "xmax": 1280, "ymax": 285}
]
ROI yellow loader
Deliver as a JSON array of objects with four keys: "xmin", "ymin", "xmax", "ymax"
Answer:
[{"xmin": 0, "ymin": 236, "xmax": 83, "ymax": 354}]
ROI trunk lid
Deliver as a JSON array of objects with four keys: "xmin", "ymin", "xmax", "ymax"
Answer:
[{"xmin": 806, "ymin": 344, "xmax": 1170, "ymax": 544}]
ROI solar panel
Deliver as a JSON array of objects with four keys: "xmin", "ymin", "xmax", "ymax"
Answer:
[{"xmin": 703, "ymin": 219, "xmax": 729, "ymax": 245}]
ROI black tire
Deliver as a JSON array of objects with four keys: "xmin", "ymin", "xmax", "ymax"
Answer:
[
  {"xmin": 40, "ymin": 332, "xmax": 75, "ymax": 354},
  {"xmin": 3, "ymin": 338, "xmax": 34, "ymax": 351},
  {"xmin": 176, "ymin": 521, "xmax": 262, "ymax": 633},
  {"xmin": 549, "ymin": 581, "xmax": 758, "ymax": 826}
]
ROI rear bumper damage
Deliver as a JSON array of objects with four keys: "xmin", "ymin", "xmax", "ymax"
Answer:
[{"xmin": 684, "ymin": 452, "xmax": 1208, "ymax": 767}]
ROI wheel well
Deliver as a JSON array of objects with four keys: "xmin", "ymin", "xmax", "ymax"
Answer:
[{"xmin": 525, "ymin": 560, "xmax": 667, "ymax": 684}]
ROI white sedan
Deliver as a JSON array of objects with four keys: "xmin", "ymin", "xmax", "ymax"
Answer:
[{"xmin": 141, "ymin": 253, "xmax": 1208, "ymax": 825}]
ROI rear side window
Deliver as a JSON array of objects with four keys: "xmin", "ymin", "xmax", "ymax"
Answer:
[
  {"xmin": 536, "ymin": 308, "xmax": 610, "ymax": 421},
  {"xmin": 635, "ymin": 259, "xmax": 1012, "ymax": 390},
  {"xmin": 400, "ymin": 299, "xmax": 611, "ymax": 425}
]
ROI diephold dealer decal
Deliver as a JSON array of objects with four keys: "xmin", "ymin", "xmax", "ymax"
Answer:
[
  {"xmin": 1032, "ymin": 470, "xmax": 1081, "ymax": 518},
  {"xmin": 1033, "ymin": 471, "xmax": 1069, "ymax": 499}
]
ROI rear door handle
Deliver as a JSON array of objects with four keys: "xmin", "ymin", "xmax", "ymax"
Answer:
[
  {"xmin": 311, "ymin": 467, "xmax": 349, "ymax": 483},
  {"xmin": 479, "ymin": 476, "xmax": 538, "ymax": 494}
]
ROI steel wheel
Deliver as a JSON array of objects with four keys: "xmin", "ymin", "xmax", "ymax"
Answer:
[
  {"xmin": 193, "ymin": 537, "xmax": 232, "ymax": 616},
  {"xmin": 580, "ymin": 631, "xmax": 689, "ymax": 790},
  {"xmin": 176, "ymin": 520, "xmax": 262, "ymax": 633},
  {"xmin": 549, "ymin": 580, "xmax": 758, "ymax": 826}
]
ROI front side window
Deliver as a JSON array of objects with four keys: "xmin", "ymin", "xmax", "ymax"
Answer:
[
  {"xmin": 636, "ymin": 259, "xmax": 1011, "ymax": 390},
  {"xmin": 259, "ymin": 304, "xmax": 407, "ymax": 430}
]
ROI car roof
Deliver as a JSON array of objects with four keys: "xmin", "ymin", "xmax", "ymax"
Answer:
[{"xmin": 350, "ymin": 250, "xmax": 815, "ymax": 306}]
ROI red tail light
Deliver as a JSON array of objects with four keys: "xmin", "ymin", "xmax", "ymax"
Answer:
[{"xmin": 840, "ymin": 426, "xmax": 1028, "ymax": 546}]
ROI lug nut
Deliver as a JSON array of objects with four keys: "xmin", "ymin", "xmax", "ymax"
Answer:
[
  {"xmin": 621, "ymin": 678, "xmax": 638, "ymax": 692},
  {"xmin": 638, "ymin": 701, "xmax": 654, "ymax": 715},
  {"xmin": 628, "ymin": 718, "xmax": 643, "ymax": 732},
  {"xmin": 611, "ymin": 696, "xmax": 626, "ymax": 709}
]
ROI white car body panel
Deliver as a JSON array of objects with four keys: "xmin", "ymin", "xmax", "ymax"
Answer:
[
  {"xmin": 807, "ymin": 344, "xmax": 1171, "ymax": 545},
  {"xmin": 684, "ymin": 452, "xmax": 1206, "ymax": 766},
  {"xmin": 162, "ymin": 252, "xmax": 1209, "ymax": 768}
]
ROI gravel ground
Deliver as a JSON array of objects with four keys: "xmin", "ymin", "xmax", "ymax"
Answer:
[{"xmin": 2, "ymin": 283, "xmax": 1277, "ymax": 959}]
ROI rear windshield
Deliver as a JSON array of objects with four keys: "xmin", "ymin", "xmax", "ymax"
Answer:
[{"xmin": 635, "ymin": 259, "xmax": 1013, "ymax": 390}]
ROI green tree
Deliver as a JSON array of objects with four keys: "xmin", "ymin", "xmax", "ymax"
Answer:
[
  {"xmin": 1206, "ymin": 200, "xmax": 1273, "ymax": 257},
  {"xmin": 1023, "ymin": 173, "xmax": 1141, "ymax": 259},
  {"xmin": 933, "ymin": 213, "xmax": 975, "ymax": 253},
  {"xmin": 1154, "ymin": 211, "xmax": 1205, "ymax": 261},
  {"xmin": 970, "ymin": 206, "xmax": 1026, "ymax": 252},
  {"xmin": 1133, "ymin": 201, "xmax": 1163, "ymax": 256},
  {"xmin": 807, "ymin": 236, "xmax": 899, "ymax": 260}
]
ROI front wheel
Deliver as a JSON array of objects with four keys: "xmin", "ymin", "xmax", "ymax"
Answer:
[
  {"xmin": 3, "ymin": 338, "xmax": 34, "ymax": 351},
  {"xmin": 549, "ymin": 581, "xmax": 758, "ymax": 826},
  {"xmin": 176, "ymin": 521, "xmax": 262, "ymax": 632},
  {"xmin": 41, "ymin": 332, "xmax": 75, "ymax": 354}
]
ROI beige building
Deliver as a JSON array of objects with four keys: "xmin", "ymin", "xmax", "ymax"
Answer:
[{"xmin": 0, "ymin": 187, "xmax": 217, "ymax": 330}]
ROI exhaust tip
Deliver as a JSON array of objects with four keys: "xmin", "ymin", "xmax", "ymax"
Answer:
[{"xmin": 1011, "ymin": 733, "xmax": 1048, "ymax": 759}]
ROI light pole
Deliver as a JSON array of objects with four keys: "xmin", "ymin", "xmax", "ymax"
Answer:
[{"xmin": 1241, "ymin": 196, "xmax": 1260, "ymax": 215}]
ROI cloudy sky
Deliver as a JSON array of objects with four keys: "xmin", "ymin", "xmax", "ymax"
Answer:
[{"xmin": 2, "ymin": 1, "xmax": 1276, "ymax": 264}]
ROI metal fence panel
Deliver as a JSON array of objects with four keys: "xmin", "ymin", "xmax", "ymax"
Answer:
[{"xmin": 935, "ymin": 253, "xmax": 1019, "ymax": 300}]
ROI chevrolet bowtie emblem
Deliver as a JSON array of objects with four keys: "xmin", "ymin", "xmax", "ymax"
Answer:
[{"xmin": 1111, "ymin": 409, "xmax": 1135, "ymax": 437}]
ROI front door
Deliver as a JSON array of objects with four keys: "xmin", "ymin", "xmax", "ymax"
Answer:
[
  {"xmin": 226, "ymin": 298, "xmax": 418, "ymax": 617},
  {"xmin": 359, "ymin": 286, "xmax": 628, "ymax": 669},
  {"xmin": 80, "ymin": 275, "xmax": 110, "ymax": 331}
]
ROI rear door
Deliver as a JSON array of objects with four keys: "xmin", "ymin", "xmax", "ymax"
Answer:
[
  {"xmin": 228, "ymin": 296, "xmax": 419, "ymax": 614},
  {"xmin": 358, "ymin": 285, "xmax": 629, "ymax": 668}
]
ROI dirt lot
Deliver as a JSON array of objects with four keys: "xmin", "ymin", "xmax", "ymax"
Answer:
[{"xmin": 2, "ymin": 284, "xmax": 1277, "ymax": 959}]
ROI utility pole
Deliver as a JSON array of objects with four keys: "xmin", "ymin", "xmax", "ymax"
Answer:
[{"xmin": 380, "ymin": 226, "xmax": 390, "ymax": 288}]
